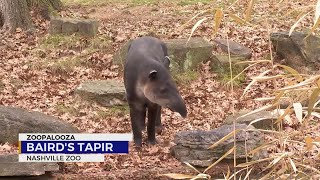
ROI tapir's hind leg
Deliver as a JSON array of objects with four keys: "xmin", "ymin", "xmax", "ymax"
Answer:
[
  {"xmin": 147, "ymin": 105, "xmax": 158, "ymax": 145},
  {"xmin": 155, "ymin": 106, "xmax": 164, "ymax": 134},
  {"xmin": 129, "ymin": 104, "xmax": 146, "ymax": 147}
]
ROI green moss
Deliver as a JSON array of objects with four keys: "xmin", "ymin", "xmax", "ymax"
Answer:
[
  {"xmin": 62, "ymin": 0, "xmax": 214, "ymax": 7},
  {"xmin": 177, "ymin": 0, "xmax": 211, "ymax": 6},
  {"xmin": 29, "ymin": 56, "xmax": 89, "ymax": 75},
  {"xmin": 40, "ymin": 34, "xmax": 112, "ymax": 52},
  {"xmin": 173, "ymin": 70, "xmax": 199, "ymax": 85},
  {"xmin": 96, "ymin": 106, "xmax": 129, "ymax": 119},
  {"xmin": 0, "ymin": 80, "xmax": 5, "ymax": 93},
  {"xmin": 62, "ymin": 0, "xmax": 157, "ymax": 6},
  {"xmin": 40, "ymin": 34, "xmax": 85, "ymax": 50},
  {"xmin": 220, "ymin": 72, "xmax": 246, "ymax": 87},
  {"xmin": 264, "ymin": 53, "xmax": 272, "ymax": 60},
  {"xmin": 109, "ymin": 106, "xmax": 130, "ymax": 116},
  {"xmin": 130, "ymin": 0, "xmax": 158, "ymax": 6},
  {"xmin": 61, "ymin": 0, "xmax": 112, "ymax": 6},
  {"xmin": 215, "ymin": 65, "xmax": 246, "ymax": 87},
  {"xmin": 210, "ymin": 55, "xmax": 247, "ymax": 86},
  {"xmin": 35, "ymin": 34, "xmax": 112, "ymax": 75},
  {"xmin": 48, "ymin": 57, "xmax": 89, "ymax": 74},
  {"xmin": 55, "ymin": 103, "xmax": 79, "ymax": 116},
  {"xmin": 89, "ymin": 34, "xmax": 113, "ymax": 50},
  {"xmin": 10, "ymin": 78, "xmax": 24, "ymax": 90}
]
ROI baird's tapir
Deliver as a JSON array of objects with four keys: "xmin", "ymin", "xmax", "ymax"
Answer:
[{"xmin": 124, "ymin": 36, "xmax": 187, "ymax": 147}]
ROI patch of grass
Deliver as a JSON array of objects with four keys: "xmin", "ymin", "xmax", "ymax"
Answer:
[
  {"xmin": 61, "ymin": 0, "xmax": 113, "ymax": 6},
  {"xmin": 40, "ymin": 34, "xmax": 85, "ymax": 50},
  {"xmin": 32, "ymin": 34, "xmax": 112, "ymax": 75},
  {"xmin": 96, "ymin": 106, "xmax": 129, "ymax": 119},
  {"xmin": 130, "ymin": 0, "xmax": 158, "ymax": 6},
  {"xmin": 220, "ymin": 72, "xmax": 246, "ymax": 87},
  {"xmin": 173, "ymin": 70, "xmax": 199, "ymax": 85},
  {"xmin": 89, "ymin": 34, "xmax": 113, "ymax": 50},
  {"xmin": 47, "ymin": 56, "xmax": 89, "ymax": 74},
  {"xmin": 55, "ymin": 103, "xmax": 79, "ymax": 116},
  {"xmin": 62, "ymin": 0, "xmax": 159, "ymax": 6},
  {"xmin": 62, "ymin": 0, "xmax": 214, "ymax": 7},
  {"xmin": 176, "ymin": 0, "xmax": 212, "ymax": 6},
  {"xmin": 40, "ymin": 34, "xmax": 112, "ymax": 52},
  {"xmin": 213, "ymin": 65, "xmax": 246, "ymax": 87},
  {"xmin": 10, "ymin": 78, "xmax": 24, "ymax": 90},
  {"xmin": 0, "ymin": 80, "xmax": 5, "ymax": 93},
  {"xmin": 30, "ymin": 56, "xmax": 89, "ymax": 75},
  {"xmin": 211, "ymin": 57, "xmax": 247, "ymax": 87}
]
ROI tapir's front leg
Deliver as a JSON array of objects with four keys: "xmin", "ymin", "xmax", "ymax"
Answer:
[
  {"xmin": 147, "ymin": 105, "xmax": 158, "ymax": 145},
  {"xmin": 129, "ymin": 103, "xmax": 146, "ymax": 147}
]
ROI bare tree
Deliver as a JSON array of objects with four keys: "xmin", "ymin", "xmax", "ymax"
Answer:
[
  {"xmin": 0, "ymin": 0, "xmax": 32, "ymax": 32},
  {"xmin": 0, "ymin": 0, "xmax": 62, "ymax": 33}
]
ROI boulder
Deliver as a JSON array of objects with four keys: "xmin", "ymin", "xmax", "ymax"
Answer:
[
  {"xmin": 210, "ymin": 39, "xmax": 252, "ymax": 79},
  {"xmin": 171, "ymin": 124, "xmax": 265, "ymax": 167},
  {"xmin": 270, "ymin": 32, "xmax": 320, "ymax": 73},
  {"xmin": 214, "ymin": 39, "xmax": 252, "ymax": 59},
  {"xmin": 0, "ymin": 154, "xmax": 59, "ymax": 177},
  {"xmin": 74, "ymin": 80, "xmax": 126, "ymax": 107},
  {"xmin": 113, "ymin": 37, "xmax": 213, "ymax": 73},
  {"xmin": 279, "ymin": 97, "xmax": 320, "ymax": 109},
  {"xmin": 49, "ymin": 17, "xmax": 98, "ymax": 37},
  {"xmin": 210, "ymin": 54, "xmax": 247, "ymax": 77},
  {"xmin": 165, "ymin": 38, "xmax": 213, "ymax": 73},
  {"xmin": 223, "ymin": 110, "xmax": 278, "ymax": 130},
  {"xmin": 0, "ymin": 106, "xmax": 79, "ymax": 144}
]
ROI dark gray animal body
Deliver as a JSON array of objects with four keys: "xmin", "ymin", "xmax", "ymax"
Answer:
[{"xmin": 124, "ymin": 36, "xmax": 187, "ymax": 147}]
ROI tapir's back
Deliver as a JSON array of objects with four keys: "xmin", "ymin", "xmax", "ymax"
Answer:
[{"xmin": 126, "ymin": 36, "xmax": 167, "ymax": 65}]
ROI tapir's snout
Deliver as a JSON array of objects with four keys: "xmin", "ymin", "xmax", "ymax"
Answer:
[{"xmin": 167, "ymin": 97, "xmax": 187, "ymax": 118}]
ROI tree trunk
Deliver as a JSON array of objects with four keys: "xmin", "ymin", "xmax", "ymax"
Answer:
[
  {"xmin": 0, "ymin": 0, "xmax": 32, "ymax": 32},
  {"xmin": 27, "ymin": 0, "xmax": 63, "ymax": 20}
]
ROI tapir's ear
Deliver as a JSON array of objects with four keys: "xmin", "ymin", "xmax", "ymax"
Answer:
[
  {"xmin": 149, "ymin": 70, "xmax": 157, "ymax": 79},
  {"xmin": 164, "ymin": 56, "xmax": 170, "ymax": 68}
]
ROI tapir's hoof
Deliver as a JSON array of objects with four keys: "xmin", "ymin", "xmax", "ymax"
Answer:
[
  {"xmin": 134, "ymin": 139, "xmax": 142, "ymax": 148},
  {"xmin": 147, "ymin": 138, "xmax": 157, "ymax": 145},
  {"xmin": 155, "ymin": 125, "xmax": 164, "ymax": 134},
  {"xmin": 134, "ymin": 145, "xmax": 142, "ymax": 152}
]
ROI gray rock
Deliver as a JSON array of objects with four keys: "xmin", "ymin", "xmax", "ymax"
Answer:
[
  {"xmin": 49, "ymin": 17, "xmax": 98, "ymax": 37},
  {"xmin": 0, "ymin": 154, "xmax": 59, "ymax": 176},
  {"xmin": 279, "ymin": 96, "xmax": 320, "ymax": 110},
  {"xmin": 61, "ymin": 20, "xmax": 78, "ymax": 35},
  {"xmin": 223, "ymin": 110, "xmax": 278, "ymax": 130},
  {"xmin": 0, "ymin": 106, "xmax": 79, "ymax": 144},
  {"xmin": 171, "ymin": 124, "xmax": 265, "ymax": 167},
  {"xmin": 113, "ymin": 37, "xmax": 213, "ymax": 73},
  {"xmin": 210, "ymin": 39, "xmax": 251, "ymax": 78},
  {"xmin": 210, "ymin": 54, "xmax": 247, "ymax": 76},
  {"xmin": 214, "ymin": 39, "xmax": 252, "ymax": 59},
  {"xmin": 75, "ymin": 80, "xmax": 126, "ymax": 107},
  {"xmin": 165, "ymin": 38, "xmax": 213, "ymax": 73},
  {"xmin": 270, "ymin": 32, "xmax": 320, "ymax": 73}
]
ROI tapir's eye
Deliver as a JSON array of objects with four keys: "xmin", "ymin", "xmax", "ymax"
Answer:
[{"xmin": 149, "ymin": 70, "xmax": 157, "ymax": 79}]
